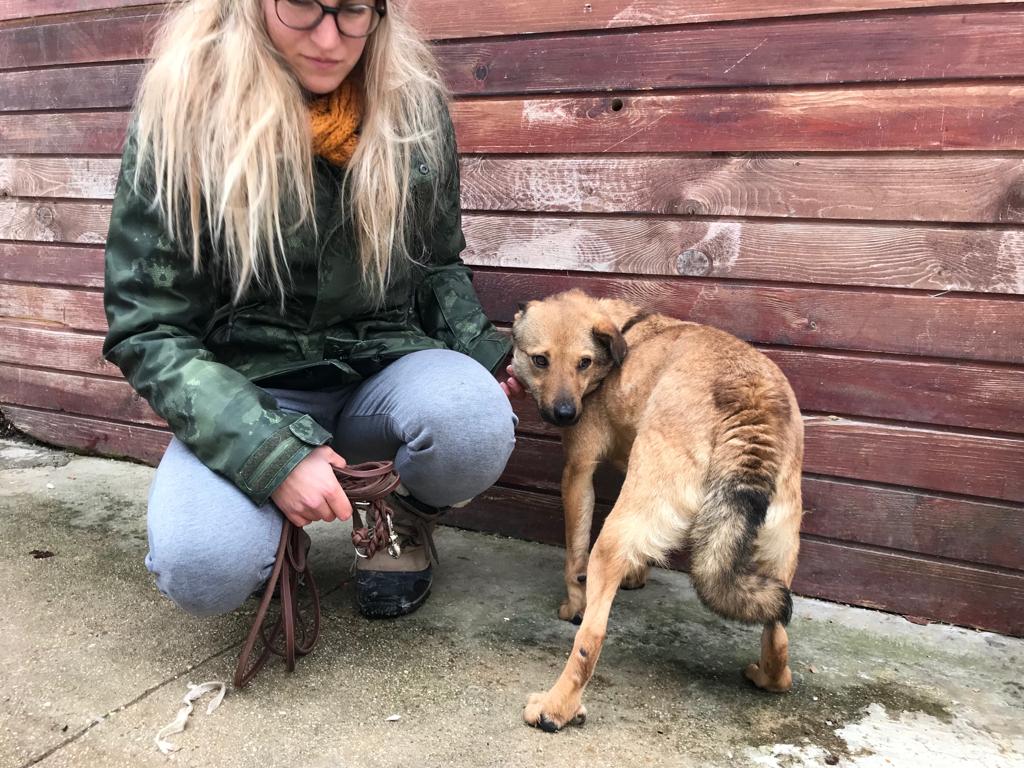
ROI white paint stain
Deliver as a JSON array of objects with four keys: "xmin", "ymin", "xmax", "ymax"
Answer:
[
  {"xmin": 692, "ymin": 221, "xmax": 742, "ymax": 272},
  {"xmin": 492, "ymin": 225, "xmax": 615, "ymax": 272},
  {"xmin": 746, "ymin": 703, "xmax": 1023, "ymax": 767},
  {"xmin": 993, "ymin": 229, "xmax": 1024, "ymax": 294},
  {"xmin": 522, "ymin": 100, "xmax": 571, "ymax": 128}
]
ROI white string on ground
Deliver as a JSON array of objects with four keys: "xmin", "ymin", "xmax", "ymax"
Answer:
[{"xmin": 153, "ymin": 681, "xmax": 227, "ymax": 755}]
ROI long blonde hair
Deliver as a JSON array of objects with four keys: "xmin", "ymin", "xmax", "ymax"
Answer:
[{"xmin": 132, "ymin": 0, "xmax": 450, "ymax": 305}]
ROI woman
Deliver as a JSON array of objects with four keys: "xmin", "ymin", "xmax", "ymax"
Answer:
[{"xmin": 103, "ymin": 0, "xmax": 525, "ymax": 620}]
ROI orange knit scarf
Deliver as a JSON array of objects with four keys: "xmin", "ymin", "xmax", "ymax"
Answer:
[{"xmin": 308, "ymin": 79, "xmax": 363, "ymax": 167}]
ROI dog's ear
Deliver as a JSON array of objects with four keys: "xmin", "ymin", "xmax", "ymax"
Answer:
[
  {"xmin": 514, "ymin": 301, "xmax": 530, "ymax": 323},
  {"xmin": 592, "ymin": 319, "xmax": 627, "ymax": 367}
]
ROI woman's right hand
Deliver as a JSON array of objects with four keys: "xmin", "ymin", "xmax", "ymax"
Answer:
[{"xmin": 270, "ymin": 445, "xmax": 352, "ymax": 528}]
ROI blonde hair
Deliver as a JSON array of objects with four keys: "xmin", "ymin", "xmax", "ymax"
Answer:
[{"xmin": 132, "ymin": 0, "xmax": 450, "ymax": 305}]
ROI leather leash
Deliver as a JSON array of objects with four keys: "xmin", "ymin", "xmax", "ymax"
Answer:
[{"xmin": 233, "ymin": 460, "xmax": 401, "ymax": 688}]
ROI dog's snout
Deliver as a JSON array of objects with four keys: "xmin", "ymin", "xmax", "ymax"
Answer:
[{"xmin": 553, "ymin": 400, "xmax": 577, "ymax": 425}]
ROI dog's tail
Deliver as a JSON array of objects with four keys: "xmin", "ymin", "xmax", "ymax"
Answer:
[{"xmin": 688, "ymin": 381, "xmax": 793, "ymax": 626}]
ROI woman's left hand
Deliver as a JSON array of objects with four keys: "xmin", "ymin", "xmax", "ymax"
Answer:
[{"xmin": 500, "ymin": 364, "xmax": 528, "ymax": 399}]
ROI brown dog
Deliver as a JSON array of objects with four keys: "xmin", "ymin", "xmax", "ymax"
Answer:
[{"xmin": 512, "ymin": 289, "xmax": 804, "ymax": 731}]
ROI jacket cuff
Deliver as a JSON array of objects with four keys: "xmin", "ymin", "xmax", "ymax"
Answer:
[
  {"xmin": 235, "ymin": 414, "xmax": 332, "ymax": 505},
  {"xmin": 470, "ymin": 330, "xmax": 514, "ymax": 375}
]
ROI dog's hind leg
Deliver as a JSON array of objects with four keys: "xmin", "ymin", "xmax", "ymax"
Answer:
[{"xmin": 745, "ymin": 621, "xmax": 792, "ymax": 692}]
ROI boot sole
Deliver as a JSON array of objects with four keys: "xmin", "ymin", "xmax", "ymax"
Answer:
[{"xmin": 355, "ymin": 568, "xmax": 433, "ymax": 619}]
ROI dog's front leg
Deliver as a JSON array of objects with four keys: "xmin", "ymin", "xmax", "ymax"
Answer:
[
  {"xmin": 524, "ymin": 522, "xmax": 628, "ymax": 731},
  {"xmin": 559, "ymin": 457, "xmax": 597, "ymax": 623}
]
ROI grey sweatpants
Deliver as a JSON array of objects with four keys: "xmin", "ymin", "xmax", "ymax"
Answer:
[{"xmin": 145, "ymin": 349, "xmax": 517, "ymax": 616}]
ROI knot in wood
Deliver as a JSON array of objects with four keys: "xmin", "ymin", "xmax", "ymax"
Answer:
[{"xmin": 676, "ymin": 249, "xmax": 712, "ymax": 276}]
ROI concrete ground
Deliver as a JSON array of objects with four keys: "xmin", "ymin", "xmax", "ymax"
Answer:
[{"xmin": 1, "ymin": 437, "xmax": 1021, "ymax": 768}]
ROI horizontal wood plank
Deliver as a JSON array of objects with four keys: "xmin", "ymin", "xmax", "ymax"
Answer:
[
  {"xmin": 0, "ymin": 364, "xmax": 161, "ymax": 426},
  {"xmin": 0, "ymin": 201, "xmax": 110, "ymax": 244},
  {"xmin": 0, "ymin": 12, "xmax": 154, "ymax": 70},
  {"xmin": 0, "ymin": 243, "xmax": 105, "ymax": 287},
  {"xmin": 406, "ymin": 0, "xmax": 1024, "ymax": 40},
  {"xmin": 502, "ymin": 422, "xmax": 1024, "ymax": 504},
  {"xmin": 0, "ymin": 0, "xmax": 159, "ymax": 23},
  {"xmin": 801, "ymin": 477, "xmax": 1024, "ymax": 572},
  {"xmin": 440, "ymin": 9, "xmax": 1024, "ymax": 95},
  {"xmin": 453, "ymin": 85, "xmax": 1024, "ymax": 153},
  {"xmin": 461, "ymin": 214, "xmax": 1024, "ymax": 295},
  {"xmin": 450, "ymin": 487, "xmax": 1024, "ymax": 635},
  {"xmin": 762, "ymin": 349, "xmax": 1024, "ymax": 435},
  {"xmin": 0, "ymin": 62, "xmax": 144, "ymax": 112},
  {"xmin": 476, "ymin": 271, "xmax": 1024, "ymax": 364},
  {"xmin": 8, "ymin": 202, "xmax": 1024, "ymax": 296},
  {"xmin": 7, "ymin": 155, "xmax": 1024, "ymax": 227},
  {"xmin": 2, "ymin": 321, "xmax": 1021, "ymax": 434},
  {"xmin": 0, "ymin": 158, "xmax": 121, "ymax": 199},
  {"xmin": 460, "ymin": 155, "xmax": 1024, "ymax": 225},
  {"xmin": 0, "ymin": 326, "xmax": 116, "ymax": 376},
  {"xmin": 793, "ymin": 538, "xmax": 1023, "ymax": 635},
  {"xmin": 0, "ymin": 111, "xmax": 129, "ymax": 155},
  {"xmin": 0, "ymin": 404, "xmax": 168, "ymax": 464},
  {"xmin": 0, "ymin": 284, "xmax": 106, "ymax": 332}
]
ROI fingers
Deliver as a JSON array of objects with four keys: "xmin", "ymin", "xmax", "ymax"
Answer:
[
  {"xmin": 281, "ymin": 507, "xmax": 310, "ymax": 528},
  {"xmin": 324, "ymin": 481, "xmax": 353, "ymax": 522},
  {"xmin": 322, "ymin": 446, "xmax": 347, "ymax": 469}
]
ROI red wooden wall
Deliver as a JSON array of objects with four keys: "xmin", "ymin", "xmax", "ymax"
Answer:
[{"xmin": 1, "ymin": 1, "xmax": 1022, "ymax": 635}]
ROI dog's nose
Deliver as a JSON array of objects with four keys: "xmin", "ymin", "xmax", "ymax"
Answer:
[{"xmin": 553, "ymin": 401, "xmax": 577, "ymax": 425}]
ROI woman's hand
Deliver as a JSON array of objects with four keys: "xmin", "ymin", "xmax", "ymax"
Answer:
[
  {"xmin": 500, "ymin": 363, "xmax": 529, "ymax": 400},
  {"xmin": 270, "ymin": 445, "xmax": 352, "ymax": 528}
]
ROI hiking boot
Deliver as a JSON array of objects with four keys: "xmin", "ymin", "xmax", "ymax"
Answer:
[{"xmin": 354, "ymin": 490, "xmax": 445, "ymax": 619}]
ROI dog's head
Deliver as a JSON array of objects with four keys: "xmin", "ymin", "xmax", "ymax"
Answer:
[{"xmin": 511, "ymin": 290, "xmax": 627, "ymax": 427}]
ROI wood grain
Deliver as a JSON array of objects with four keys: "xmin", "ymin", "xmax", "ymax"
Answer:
[
  {"xmin": 452, "ymin": 85, "xmax": 1024, "ymax": 153},
  {"xmin": 0, "ymin": 0, "xmax": 160, "ymax": 23},
  {"xmin": 0, "ymin": 112, "xmax": 129, "ymax": 155},
  {"xmin": 0, "ymin": 158, "xmax": 121, "ymax": 199},
  {"xmin": 0, "ymin": 243, "xmax": 105, "ymax": 287},
  {"xmin": 405, "ymin": 0, "xmax": 1024, "ymax": 40},
  {"xmin": 475, "ymin": 271, "xmax": 1024, "ymax": 364},
  {"xmin": 0, "ymin": 201, "xmax": 111, "ymax": 245},
  {"xmin": 0, "ymin": 326, "xmax": 116, "ymax": 376},
  {"xmin": 0, "ymin": 364, "xmax": 161, "ymax": 426},
  {"xmin": 0, "ymin": 62, "xmax": 144, "ymax": 112},
  {"xmin": 460, "ymin": 155, "xmax": 1024, "ymax": 225},
  {"xmin": 1, "ymin": 404, "xmax": 169, "ymax": 464},
  {"xmin": 461, "ymin": 214, "xmax": 1024, "ymax": 295},
  {"xmin": 0, "ymin": 284, "xmax": 106, "ymax": 332},
  {"xmin": 439, "ymin": 9, "xmax": 1024, "ymax": 95}
]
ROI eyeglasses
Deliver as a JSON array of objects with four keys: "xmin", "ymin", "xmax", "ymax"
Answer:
[{"xmin": 275, "ymin": 0, "xmax": 386, "ymax": 39}]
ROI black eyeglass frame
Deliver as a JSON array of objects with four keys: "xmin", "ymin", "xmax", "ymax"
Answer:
[{"xmin": 274, "ymin": 0, "xmax": 388, "ymax": 38}]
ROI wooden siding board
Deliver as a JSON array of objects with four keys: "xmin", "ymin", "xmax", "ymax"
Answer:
[
  {"xmin": 461, "ymin": 214, "xmax": 1024, "ymax": 295},
  {"xmin": 459, "ymin": 155, "xmax": 1024, "ymax": 225},
  {"xmin": 474, "ymin": 271, "xmax": 1024, "ymax": 364},
  {"xmin": 452, "ymin": 86, "xmax": 1024, "ymax": 153},
  {"xmin": 3, "ymin": 155, "xmax": 1023, "ymax": 226},
  {"xmin": 439, "ymin": 10, "xmax": 1024, "ymax": 95}
]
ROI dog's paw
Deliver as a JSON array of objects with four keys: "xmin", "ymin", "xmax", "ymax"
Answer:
[
  {"xmin": 558, "ymin": 599, "xmax": 585, "ymax": 624},
  {"xmin": 744, "ymin": 662, "xmax": 793, "ymax": 693},
  {"xmin": 523, "ymin": 692, "xmax": 587, "ymax": 732}
]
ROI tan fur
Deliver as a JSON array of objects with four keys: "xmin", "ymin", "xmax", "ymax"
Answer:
[{"xmin": 512, "ymin": 290, "xmax": 804, "ymax": 731}]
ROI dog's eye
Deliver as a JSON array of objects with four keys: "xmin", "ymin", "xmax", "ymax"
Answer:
[
  {"xmin": 531, "ymin": 355, "xmax": 549, "ymax": 369},
  {"xmin": 578, "ymin": 357, "xmax": 592, "ymax": 370}
]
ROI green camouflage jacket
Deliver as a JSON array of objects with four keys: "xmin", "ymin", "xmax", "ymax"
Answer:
[{"xmin": 103, "ymin": 119, "xmax": 510, "ymax": 504}]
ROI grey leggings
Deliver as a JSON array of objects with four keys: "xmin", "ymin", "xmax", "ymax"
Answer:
[{"xmin": 145, "ymin": 349, "xmax": 517, "ymax": 617}]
